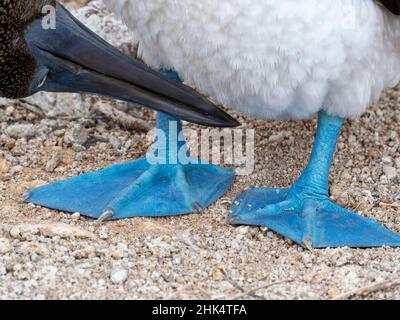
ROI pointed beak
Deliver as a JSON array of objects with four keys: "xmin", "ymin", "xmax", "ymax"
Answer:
[{"xmin": 24, "ymin": 3, "xmax": 239, "ymax": 128}]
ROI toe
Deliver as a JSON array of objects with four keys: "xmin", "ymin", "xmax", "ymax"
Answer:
[{"xmin": 256, "ymin": 199, "xmax": 299, "ymax": 215}]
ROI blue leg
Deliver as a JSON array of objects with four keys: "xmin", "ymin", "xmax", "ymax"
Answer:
[
  {"xmin": 26, "ymin": 72, "xmax": 235, "ymax": 220},
  {"xmin": 229, "ymin": 111, "xmax": 400, "ymax": 248}
]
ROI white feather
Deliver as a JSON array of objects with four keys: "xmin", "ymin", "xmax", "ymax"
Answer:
[{"xmin": 104, "ymin": 0, "xmax": 400, "ymax": 119}]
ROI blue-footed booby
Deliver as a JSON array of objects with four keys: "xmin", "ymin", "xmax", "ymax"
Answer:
[
  {"xmin": 0, "ymin": 0, "xmax": 239, "ymax": 220},
  {"xmin": 102, "ymin": 0, "xmax": 400, "ymax": 247}
]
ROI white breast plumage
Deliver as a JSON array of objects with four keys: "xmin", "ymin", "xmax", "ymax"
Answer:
[{"xmin": 104, "ymin": 0, "xmax": 400, "ymax": 120}]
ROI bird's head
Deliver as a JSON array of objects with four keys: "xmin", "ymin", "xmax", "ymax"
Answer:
[
  {"xmin": 0, "ymin": 0, "xmax": 52, "ymax": 98},
  {"xmin": 0, "ymin": 0, "xmax": 239, "ymax": 127}
]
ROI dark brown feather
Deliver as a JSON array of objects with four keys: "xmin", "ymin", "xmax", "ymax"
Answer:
[
  {"xmin": 0, "ymin": 0, "xmax": 55, "ymax": 98},
  {"xmin": 377, "ymin": 0, "xmax": 400, "ymax": 15}
]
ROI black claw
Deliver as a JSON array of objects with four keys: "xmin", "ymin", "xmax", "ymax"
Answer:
[
  {"xmin": 302, "ymin": 237, "xmax": 314, "ymax": 250},
  {"xmin": 22, "ymin": 190, "xmax": 32, "ymax": 202},
  {"xmin": 227, "ymin": 214, "xmax": 241, "ymax": 225},
  {"xmin": 97, "ymin": 209, "xmax": 115, "ymax": 223},
  {"xmin": 193, "ymin": 202, "xmax": 204, "ymax": 214}
]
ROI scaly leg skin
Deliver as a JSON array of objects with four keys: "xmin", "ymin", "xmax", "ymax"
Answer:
[
  {"xmin": 26, "ymin": 112, "xmax": 235, "ymax": 220},
  {"xmin": 229, "ymin": 111, "xmax": 400, "ymax": 248}
]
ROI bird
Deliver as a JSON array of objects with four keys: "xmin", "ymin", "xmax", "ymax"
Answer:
[
  {"xmin": 101, "ymin": 0, "xmax": 400, "ymax": 247},
  {"xmin": 0, "ymin": 0, "xmax": 239, "ymax": 221}
]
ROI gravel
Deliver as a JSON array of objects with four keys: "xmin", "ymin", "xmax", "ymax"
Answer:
[{"xmin": 0, "ymin": 0, "xmax": 399, "ymax": 300}]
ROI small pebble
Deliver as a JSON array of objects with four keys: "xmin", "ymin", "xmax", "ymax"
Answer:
[
  {"xmin": 383, "ymin": 165, "xmax": 397, "ymax": 180},
  {"xmin": 111, "ymin": 250, "xmax": 124, "ymax": 260},
  {"xmin": 110, "ymin": 266, "xmax": 128, "ymax": 285},
  {"xmin": 46, "ymin": 154, "xmax": 63, "ymax": 172},
  {"xmin": 72, "ymin": 246, "xmax": 96, "ymax": 259},
  {"xmin": 71, "ymin": 212, "xmax": 81, "ymax": 220},
  {"xmin": 6, "ymin": 124, "xmax": 36, "ymax": 139},
  {"xmin": 0, "ymin": 238, "xmax": 12, "ymax": 254},
  {"xmin": 10, "ymin": 227, "xmax": 21, "ymax": 239},
  {"xmin": 395, "ymin": 158, "xmax": 400, "ymax": 169}
]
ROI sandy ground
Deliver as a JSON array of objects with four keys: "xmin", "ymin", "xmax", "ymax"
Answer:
[{"xmin": 0, "ymin": 0, "xmax": 400, "ymax": 300}]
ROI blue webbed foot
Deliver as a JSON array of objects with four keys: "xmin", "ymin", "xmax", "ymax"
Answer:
[
  {"xmin": 26, "ymin": 107, "xmax": 235, "ymax": 220},
  {"xmin": 229, "ymin": 188, "xmax": 400, "ymax": 248},
  {"xmin": 26, "ymin": 157, "xmax": 234, "ymax": 219},
  {"xmin": 229, "ymin": 111, "xmax": 400, "ymax": 248}
]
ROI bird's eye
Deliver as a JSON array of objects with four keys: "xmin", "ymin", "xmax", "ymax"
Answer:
[{"xmin": 38, "ymin": 72, "xmax": 48, "ymax": 88}]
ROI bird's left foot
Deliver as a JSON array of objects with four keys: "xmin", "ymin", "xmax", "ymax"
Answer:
[
  {"xmin": 229, "ymin": 187, "xmax": 400, "ymax": 248},
  {"xmin": 25, "ymin": 158, "xmax": 235, "ymax": 220}
]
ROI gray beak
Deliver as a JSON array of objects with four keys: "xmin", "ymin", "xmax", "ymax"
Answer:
[{"xmin": 24, "ymin": 2, "xmax": 239, "ymax": 128}]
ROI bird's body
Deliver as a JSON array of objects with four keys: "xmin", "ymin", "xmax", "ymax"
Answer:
[{"xmin": 106, "ymin": 0, "xmax": 400, "ymax": 119}]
